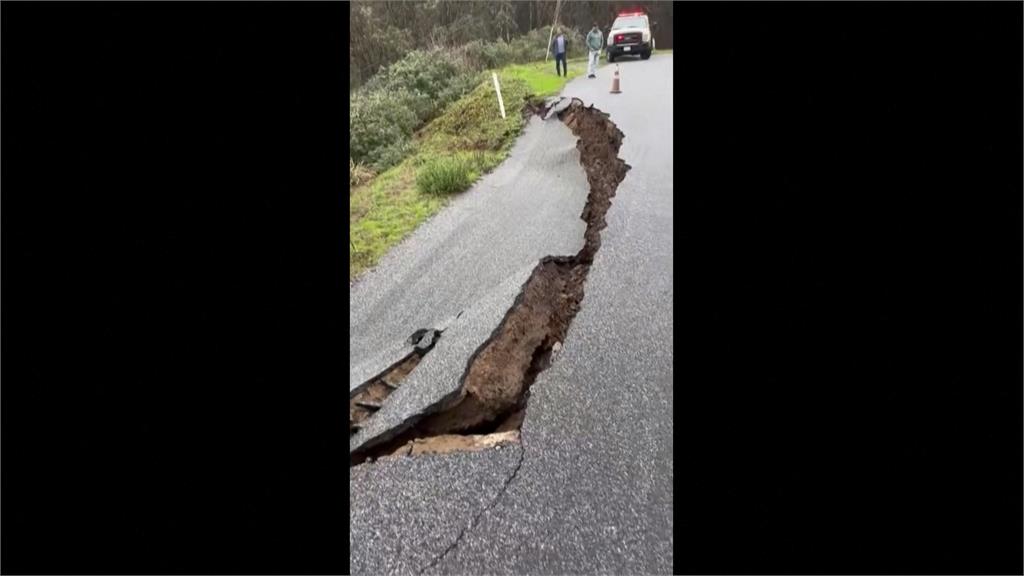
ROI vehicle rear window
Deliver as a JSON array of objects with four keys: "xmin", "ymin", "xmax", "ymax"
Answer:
[{"xmin": 612, "ymin": 16, "xmax": 646, "ymax": 30}]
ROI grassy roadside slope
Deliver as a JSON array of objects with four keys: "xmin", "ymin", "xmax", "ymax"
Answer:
[{"xmin": 349, "ymin": 57, "xmax": 594, "ymax": 280}]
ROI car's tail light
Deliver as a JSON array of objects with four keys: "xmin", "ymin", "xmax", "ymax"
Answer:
[{"xmin": 615, "ymin": 34, "xmax": 623, "ymax": 43}]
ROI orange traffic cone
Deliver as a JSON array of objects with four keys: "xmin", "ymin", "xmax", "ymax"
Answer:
[{"xmin": 610, "ymin": 66, "xmax": 621, "ymax": 94}]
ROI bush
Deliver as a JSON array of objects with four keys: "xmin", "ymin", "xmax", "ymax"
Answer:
[
  {"xmin": 416, "ymin": 156, "xmax": 478, "ymax": 196},
  {"xmin": 509, "ymin": 28, "xmax": 551, "ymax": 62},
  {"xmin": 349, "ymin": 89, "xmax": 420, "ymax": 170},
  {"xmin": 437, "ymin": 70, "xmax": 484, "ymax": 108},
  {"xmin": 444, "ymin": 13, "xmax": 492, "ymax": 47},
  {"xmin": 564, "ymin": 27, "xmax": 587, "ymax": 59},
  {"xmin": 459, "ymin": 40, "xmax": 488, "ymax": 70},
  {"xmin": 350, "ymin": 28, "xmax": 578, "ymax": 173},
  {"xmin": 506, "ymin": 26, "xmax": 587, "ymax": 62},
  {"xmin": 364, "ymin": 49, "xmax": 463, "ymax": 107},
  {"xmin": 350, "ymin": 158, "xmax": 376, "ymax": 188},
  {"xmin": 350, "ymin": 49, "xmax": 481, "ymax": 171},
  {"xmin": 481, "ymin": 40, "xmax": 517, "ymax": 69},
  {"xmin": 375, "ymin": 140, "xmax": 415, "ymax": 172},
  {"xmin": 456, "ymin": 27, "xmax": 586, "ymax": 72}
]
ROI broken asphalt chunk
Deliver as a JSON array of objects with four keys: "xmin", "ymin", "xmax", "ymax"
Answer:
[
  {"xmin": 409, "ymin": 328, "xmax": 440, "ymax": 351},
  {"xmin": 544, "ymin": 97, "xmax": 572, "ymax": 121}
]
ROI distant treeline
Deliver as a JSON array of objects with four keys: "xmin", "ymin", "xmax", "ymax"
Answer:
[{"xmin": 350, "ymin": 0, "xmax": 673, "ymax": 89}]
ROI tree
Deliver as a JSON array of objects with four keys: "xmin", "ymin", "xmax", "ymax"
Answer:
[
  {"xmin": 349, "ymin": 0, "xmax": 674, "ymax": 90},
  {"xmin": 494, "ymin": 0, "xmax": 516, "ymax": 43}
]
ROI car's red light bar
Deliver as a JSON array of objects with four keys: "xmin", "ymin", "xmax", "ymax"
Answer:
[{"xmin": 618, "ymin": 8, "xmax": 646, "ymax": 17}]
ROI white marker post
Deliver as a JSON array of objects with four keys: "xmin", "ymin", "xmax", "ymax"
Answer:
[{"xmin": 492, "ymin": 72, "xmax": 506, "ymax": 119}]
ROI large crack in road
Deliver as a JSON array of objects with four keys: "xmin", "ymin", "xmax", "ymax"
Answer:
[
  {"xmin": 350, "ymin": 329, "xmax": 442, "ymax": 436},
  {"xmin": 351, "ymin": 100, "xmax": 629, "ymax": 466}
]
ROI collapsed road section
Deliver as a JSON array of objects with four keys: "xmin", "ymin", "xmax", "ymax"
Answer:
[
  {"xmin": 350, "ymin": 329, "xmax": 441, "ymax": 436},
  {"xmin": 351, "ymin": 100, "xmax": 630, "ymax": 466}
]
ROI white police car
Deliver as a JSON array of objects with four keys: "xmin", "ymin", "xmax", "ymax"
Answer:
[{"xmin": 606, "ymin": 9, "xmax": 655, "ymax": 62}]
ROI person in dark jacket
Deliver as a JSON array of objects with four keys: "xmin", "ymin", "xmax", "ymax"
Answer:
[{"xmin": 551, "ymin": 28, "xmax": 568, "ymax": 77}]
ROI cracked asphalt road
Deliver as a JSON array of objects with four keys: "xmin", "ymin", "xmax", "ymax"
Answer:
[
  {"xmin": 349, "ymin": 117, "xmax": 589, "ymax": 453},
  {"xmin": 350, "ymin": 54, "xmax": 673, "ymax": 575}
]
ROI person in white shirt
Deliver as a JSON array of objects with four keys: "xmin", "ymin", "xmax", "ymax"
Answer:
[{"xmin": 586, "ymin": 23, "xmax": 603, "ymax": 78}]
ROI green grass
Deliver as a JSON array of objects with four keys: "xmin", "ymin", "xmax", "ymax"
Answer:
[
  {"xmin": 416, "ymin": 155, "xmax": 479, "ymax": 196},
  {"xmin": 348, "ymin": 53, "xmax": 625, "ymax": 279},
  {"xmin": 421, "ymin": 76, "xmax": 531, "ymax": 153},
  {"xmin": 349, "ymin": 158, "xmax": 447, "ymax": 277},
  {"xmin": 350, "ymin": 74, "xmax": 535, "ymax": 280},
  {"xmin": 501, "ymin": 58, "xmax": 588, "ymax": 97},
  {"xmin": 350, "ymin": 53, "xmax": 632, "ymax": 279}
]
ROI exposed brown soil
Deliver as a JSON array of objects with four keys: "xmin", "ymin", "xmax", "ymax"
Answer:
[
  {"xmin": 350, "ymin": 349, "xmax": 430, "ymax": 436},
  {"xmin": 412, "ymin": 258, "xmax": 585, "ymax": 435},
  {"xmin": 522, "ymin": 96, "xmax": 546, "ymax": 119},
  {"xmin": 388, "ymin": 431, "xmax": 520, "ymax": 458},
  {"xmin": 351, "ymin": 101, "xmax": 629, "ymax": 465}
]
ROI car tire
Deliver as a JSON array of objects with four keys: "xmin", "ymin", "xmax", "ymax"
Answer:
[
  {"xmin": 608, "ymin": 54, "xmax": 615, "ymax": 63},
  {"xmin": 641, "ymin": 50, "xmax": 651, "ymax": 60}
]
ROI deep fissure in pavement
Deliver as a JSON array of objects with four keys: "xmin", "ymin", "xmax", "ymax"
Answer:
[
  {"xmin": 351, "ymin": 101, "xmax": 629, "ymax": 465},
  {"xmin": 349, "ymin": 329, "xmax": 441, "ymax": 437}
]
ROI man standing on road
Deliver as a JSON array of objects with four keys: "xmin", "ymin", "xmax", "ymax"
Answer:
[
  {"xmin": 586, "ymin": 23, "xmax": 603, "ymax": 78},
  {"xmin": 551, "ymin": 27, "xmax": 568, "ymax": 77}
]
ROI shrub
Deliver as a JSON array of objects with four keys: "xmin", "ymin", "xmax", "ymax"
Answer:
[
  {"xmin": 457, "ymin": 27, "xmax": 583, "ymax": 72},
  {"xmin": 481, "ymin": 40, "xmax": 517, "ymax": 69},
  {"xmin": 350, "ymin": 28, "xmax": 574, "ymax": 173},
  {"xmin": 509, "ymin": 28, "xmax": 548, "ymax": 62},
  {"xmin": 459, "ymin": 40, "xmax": 488, "ymax": 70},
  {"xmin": 350, "ymin": 158, "xmax": 376, "ymax": 188},
  {"xmin": 444, "ymin": 13, "xmax": 492, "ymax": 47},
  {"xmin": 507, "ymin": 26, "xmax": 586, "ymax": 62},
  {"xmin": 364, "ymin": 49, "xmax": 463, "ymax": 107},
  {"xmin": 349, "ymin": 89, "xmax": 420, "ymax": 170},
  {"xmin": 375, "ymin": 140, "xmax": 414, "ymax": 173},
  {"xmin": 350, "ymin": 49, "xmax": 481, "ymax": 170},
  {"xmin": 416, "ymin": 155, "xmax": 478, "ymax": 196},
  {"xmin": 507, "ymin": 36, "xmax": 545, "ymax": 64},
  {"xmin": 564, "ymin": 27, "xmax": 587, "ymax": 59},
  {"xmin": 437, "ymin": 70, "xmax": 484, "ymax": 106}
]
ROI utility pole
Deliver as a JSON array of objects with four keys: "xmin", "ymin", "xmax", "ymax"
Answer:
[{"xmin": 545, "ymin": 0, "xmax": 563, "ymax": 62}]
